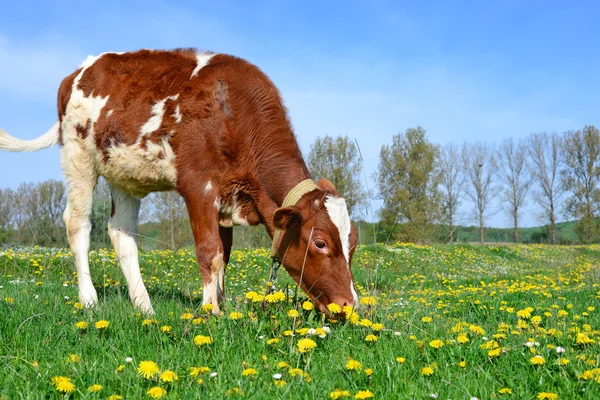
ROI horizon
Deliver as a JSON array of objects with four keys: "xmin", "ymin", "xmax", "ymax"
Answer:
[{"xmin": 1, "ymin": 1, "xmax": 598, "ymax": 228}]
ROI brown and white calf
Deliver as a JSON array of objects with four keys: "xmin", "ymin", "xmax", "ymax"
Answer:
[{"xmin": 0, "ymin": 49, "xmax": 358, "ymax": 314}]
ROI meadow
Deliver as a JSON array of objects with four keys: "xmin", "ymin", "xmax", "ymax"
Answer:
[{"xmin": 1, "ymin": 243, "xmax": 600, "ymax": 399}]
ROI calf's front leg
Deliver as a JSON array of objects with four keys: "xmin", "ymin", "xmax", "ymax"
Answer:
[{"xmin": 182, "ymin": 190, "xmax": 225, "ymax": 314}]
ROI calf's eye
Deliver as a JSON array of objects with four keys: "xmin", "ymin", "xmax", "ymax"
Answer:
[{"xmin": 314, "ymin": 240, "xmax": 327, "ymax": 251}]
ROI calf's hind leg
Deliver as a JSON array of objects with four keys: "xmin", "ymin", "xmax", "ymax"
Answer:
[
  {"xmin": 61, "ymin": 147, "xmax": 97, "ymax": 308},
  {"xmin": 108, "ymin": 185, "xmax": 154, "ymax": 314}
]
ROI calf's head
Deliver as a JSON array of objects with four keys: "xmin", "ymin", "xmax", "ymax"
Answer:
[{"xmin": 273, "ymin": 179, "xmax": 358, "ymax": 313}]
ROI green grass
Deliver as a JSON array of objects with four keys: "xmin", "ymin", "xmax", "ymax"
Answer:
[{"xmin": 1, "ymin": 244, "xmax": 600, "ymax": 399}]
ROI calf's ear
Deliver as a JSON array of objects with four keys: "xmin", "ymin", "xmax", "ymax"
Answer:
[
  {"xmin": 273, "ymin": 206, "xmax": 303, "ymax": 229},
  {"xmin": 317, "ymin": 178, "xmax": 337, "ymax": 193}
]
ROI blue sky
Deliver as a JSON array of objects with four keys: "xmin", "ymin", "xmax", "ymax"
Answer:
[{"xmin": 1, "ymin": 1, "xmax": 598, "ymax": 228}]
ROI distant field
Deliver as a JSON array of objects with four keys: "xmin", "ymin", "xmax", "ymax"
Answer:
[{"xmin": 1, "ymin": 244, "xmax": 600, "ymax": 399}]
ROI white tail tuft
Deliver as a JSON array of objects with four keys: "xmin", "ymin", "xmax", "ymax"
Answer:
[{"xmin": 0, "ymin": 122, "xmax": 59, "ymax": 152}]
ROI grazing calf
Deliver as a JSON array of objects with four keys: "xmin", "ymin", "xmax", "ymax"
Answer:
[{"xmin": 0, "ymin": 49, "xmax": 358, "ymax": 314}]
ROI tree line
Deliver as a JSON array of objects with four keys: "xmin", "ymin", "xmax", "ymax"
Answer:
[
  {"xmin": 1, "ymin": 125, "xmax": 599, "ymax": 248},
  {"xmin": 312, "ymin": 126, "xmax": 599, "ymax": 245}
]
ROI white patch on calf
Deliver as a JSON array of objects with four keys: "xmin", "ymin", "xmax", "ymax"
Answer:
[
  {"xmin": 191, "ymin": 51, "xmax": 216, "ymax": 78},
  {"xmin": 106, "ymin": 110, "xmax": 113, "ymax": 118},
  {"xmin": 350, "ymin": 280, "xmax": 359, "ymax": 307},
  {"xmin": 173, "ymin": 104, "xmax": 182, "ymax": 123},
  {"xmin": 139, "ymin": 95, "xmax": 180, "ymax": 141},
  {"xmin": 324, "ymin": 196, "xmax": 351, "ymax": 264},
  {"xmin": 204, "ymin": 181, "xmax": 213, "ymax": 193},
  {"xmin": 97, "ymin": 138, "xmax": 177, "ymax": 197}
]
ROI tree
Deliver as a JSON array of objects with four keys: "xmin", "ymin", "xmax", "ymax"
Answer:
[
  {"xmin": 11, "ymin": 180, "xmax": 66, "ymax": 246},
  {"xmin": 528, "ymin": 132, "xmax": 564, "ymax": 244},
  {"xmin": 499, "ymin": 138, "xmax": 531, "ymax": 243},
  {"xmin": 561, "ymin": 126, "xmax": 600, "ymax": 244},
  {"xmin": 377, "ymin": 127, "xmax": 441, "ymax": 242},
  {"xmin": 307, "ymin": 135, "xmax": 366, "ymax": 217},
  {"xmin": 0, "ymin": 188, "xmax": 14, "ymax": 244},
  {"xmin": 90, "ymin": 178, "xmax": 112, "ymax": 248},
  {"xmin": 438, "ymin": 143, "xmax": 464, "ymax": 242},
  {"xmin": 144, "ymin": 191, "xmax": 191, "ymax": 250},
  {"xmin": 462, "ymin": 142, "xmax": 499, "ymax": 244}
]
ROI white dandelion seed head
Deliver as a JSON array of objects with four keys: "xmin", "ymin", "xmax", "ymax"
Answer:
[
  {"xmin": 394, "ymin": 332, "xmax": 401, "ymax": 336},
  {"xmin": 125, "ymin": 357, "xmax": 133, "ymax": 363},
  {"xmin": 273, "ymin": 373, "xmax": 282, "ymax": 380},
  {"xmin": 210, "ymin": 372, "xmax": 218, "ymax": 378},
  {"xmin": 429, "ymin": 394, "xmax": 438, "ymax": 399},
  {"xmin": 556, "ymin": 346, "xmax": 566, "ymax": 354},
  {"xmin": 307, "ymin": 328, "xmax": 317, "ymax": 336}
]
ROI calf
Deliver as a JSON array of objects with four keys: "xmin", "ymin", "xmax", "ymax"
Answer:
[{"xmin": 0, "ymin": 49, "xmax": 358, "ymax": 314}]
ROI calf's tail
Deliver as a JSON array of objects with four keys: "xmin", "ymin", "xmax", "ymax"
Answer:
[{"xmin": 0, "ymin": 122, "xmax": 59, "ymax": 152}]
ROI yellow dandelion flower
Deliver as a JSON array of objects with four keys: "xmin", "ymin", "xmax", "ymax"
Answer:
[
  {"xmin": 359, "ymin": 318, "xmax": 373, "ymax": 327},
  {"xmin": 193, "ymin": 335, "xmax": 213, "ymax": 346},
  {"xmin": 302, "ymin": 301, "xmax": 314, "ymax": 311},
  {"xmin": 329, "ymin": 389, "xmax": 351, "ymax": 399},
  {"xmin": 189, "ymin": 366, "xmax": 210, "ymax": 377},
  {"xmin": 95, "ymin": 320, "xmax": 109, "ymax": 330},
  {"xmin": 229, "ymin": 311, "xmax": 243, "ymax": 320},
  {"xmin": 160, "ymin": 325, "xmax": 172, "ymax": 333},
  {"xmin": 365, "ymin": 334, "xmax": 378, "ymax": 342},
  {"xmin": 267, "ymin": 338, "xmax": 280, "ymax": 345},
  {"xmin": 277, "ymin": 361, "xmax": 290, "ymax": 369},
  {"xmin": 396, "ymin": 357, "xmax": 406, "ymax": 363},
  {"xmin": 200, "ymin": 304, "xmax": 214, "ymax": 313},
  {"xmin": 421, "ymin": 366, "xmax": 434, "ymax": 376},
  {"xmin": 116, "ymin": 364, "xmax": 125, "ymax": 372},
  {"xmin": 288, "ymin": 368, "xmax": 304, "ymax": 377},
  {"xmin": 421, "ymin": 316, "xmax": 432, "ymax": 323},
  {"xmin": 364, "ymin": 368, "xmax": 373, "ymax": 376},
  {"xmin": 429, "ymin": 339, "xmax": 444, "ymax": 349},
  {"xmin": 242, "ymin": 368, "xmax": 257, "ymax": 377},
  {"xmin": 346, "ymin": 359, "xmax": 363, "ymax": 371},
  {"xmin": 558, "ymin": 358, "xmax": 570, "ymax": 365},
  {"xmin": 488, "ymin": 348, "xmax": 502, "ymax": 357},
  {"xmin": 142, "ymin": 318, "xmax": 157, "ymax": 326},
  {"xmin": 138, "ymin": 360, "xmax": 160, "ymax": 379},
  {"xmin": 160, "ymin": 370, "xmax": 178, "ymax": 383},
  {"xmin": 147, "ymin": 386, "xmax": 166, "ymax": 399},
  {"xmin": 88, "ymin": 384, "xmax": 103, "ymax": 393},
  {"xmin": 297, "ymin": 338, "xmax": 317, "ymax": 353},
  {"xmin": 517, "ymin": 307, "xmax": 533, "ymax": 319},
  {"xmin": 274, "ymin": 380, "xmax": 287, "ymax": 387},
  {"xmin": 457, "ymin": 334, "xmax": 469, "ymax": 344},
  {"xmin": 360, "ymin": 297, "xmax": 376, "ymax": 306},
  {"xmin": 530, "ymin": 355, "xmax": 545, "ymax": 365},
  {"xmin": 180, "ymin": 312, "xmax": 193, "ymax": 320},
  {"xmin": 108, "ymin": 395, "xmax": 123, "ymax": 400},
  {"xmin": 287, "ymin": 309, "xmax": 300, "ymax": 318},
  {"xmin": 498, "ymin": 388, "xmax": 512, "ymax": 395},
  {"xmin": 75, "ymin": 321, "xmax": 88, "ymax": 330},
  {"xmin": 245, "ymin": 291, "xmax": 258, "ymax": 300},
  {"xmin": 459, "ymin": 361, "xmax": 467, "ymax": 368},
  {"xmin": 327, "ymin": 303, "xmax": 342, "ymax": 314},
  {"xmin": 537, "ymin": 393, "xmax": 558, "ymax": 400},
  {"xmin": 67, "ymin": 354, "xmax": 81, "ymax": 363},
  {"xmin": 192, "ymin": 317, "xmax": 204, "ymax": 325},
  {"xmin": 51, "ymin": 376, "xmax": 75, "ymax": 394},
  {"xmin": 557, "ymin": 310, "xmax": 568, "ymax": 317},
  {"xmin": 354, "ymin": 390, "xmax": 374, "ymax": 399},
  {"xmin": 371, "ymin": 323, "xmax": 384, "ymax": 331}
]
